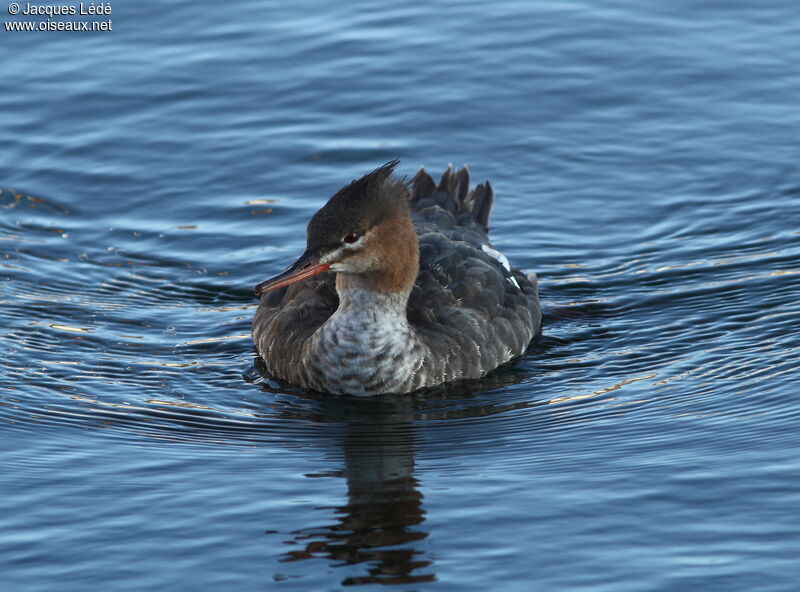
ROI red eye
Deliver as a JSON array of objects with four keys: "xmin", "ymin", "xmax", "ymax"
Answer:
[{"xmin": 343, "ymin": 232, "xmax": 359, "ymax": 244}]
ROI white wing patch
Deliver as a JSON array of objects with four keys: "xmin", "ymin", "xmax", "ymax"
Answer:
[{"xmin": 482, "ymin": 244, "xmax": 520, "ymax": 289}]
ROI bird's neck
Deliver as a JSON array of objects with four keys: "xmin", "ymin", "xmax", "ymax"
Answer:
[
  {"xmin": 330, "ymin": 276, "xmax": 414, "ymax": 347},
  {"xmin": 335, "ymin": 274, "xmax": 412, "ymax": 312}
]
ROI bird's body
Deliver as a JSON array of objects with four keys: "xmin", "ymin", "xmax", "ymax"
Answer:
[{"xmin": 252, "ymin": 161, "xmax": 541, "ymax": 395}]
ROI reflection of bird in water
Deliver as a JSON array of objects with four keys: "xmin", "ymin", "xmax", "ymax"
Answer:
[
  {"xmin": 253, "ymin": 161, "xmax": 542, "ymax": 395},
  {"xmin": 254, "ymin": 360, "xmax": 546, "ymax": 585},
  {"xmin": 278, "ymin": 414, "xmax": 434, "ymax": 585}
]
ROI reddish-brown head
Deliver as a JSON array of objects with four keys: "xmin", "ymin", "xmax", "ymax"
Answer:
[{"xmin": 254, "ymin": 161, "xmax": 419, "ymax": 296}]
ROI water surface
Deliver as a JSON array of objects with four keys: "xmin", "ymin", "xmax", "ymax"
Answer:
[{"xmin": 2, "ymin": 1, "xmax": 800, "ymax": 590}]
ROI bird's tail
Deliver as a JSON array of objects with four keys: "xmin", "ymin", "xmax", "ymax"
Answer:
[{"xmin": 409, "ymin": 164, "xmax": 494, "ymax": 232}]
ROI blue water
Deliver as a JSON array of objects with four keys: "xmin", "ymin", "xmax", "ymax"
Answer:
[{"xmin": 2, "ymin": 1, "xmax": 800, "ymax": 590}]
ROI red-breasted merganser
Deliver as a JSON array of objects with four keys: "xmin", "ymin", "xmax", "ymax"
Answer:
[{"xmin": 253, "ymin": 161, "xmax": 542, "ymax": 395}]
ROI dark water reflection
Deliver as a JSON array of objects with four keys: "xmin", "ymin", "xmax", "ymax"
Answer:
[
  {"xmin": 257, "ymin": 365, "xmax": 570, "ymax": 586},
  {"xmin": 278, "ymin": 417, "xmax": 432, "ymax": 586}
]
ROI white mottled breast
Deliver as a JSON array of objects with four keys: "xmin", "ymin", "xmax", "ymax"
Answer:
[{"xmin": 305, "ymin": 288, "xmax": 426, "ymax": 395}]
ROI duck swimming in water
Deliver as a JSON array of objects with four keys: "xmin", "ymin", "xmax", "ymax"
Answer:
[{"xmin": 252, "ymin": 161, "xmax": 541, "ymax": 395}]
